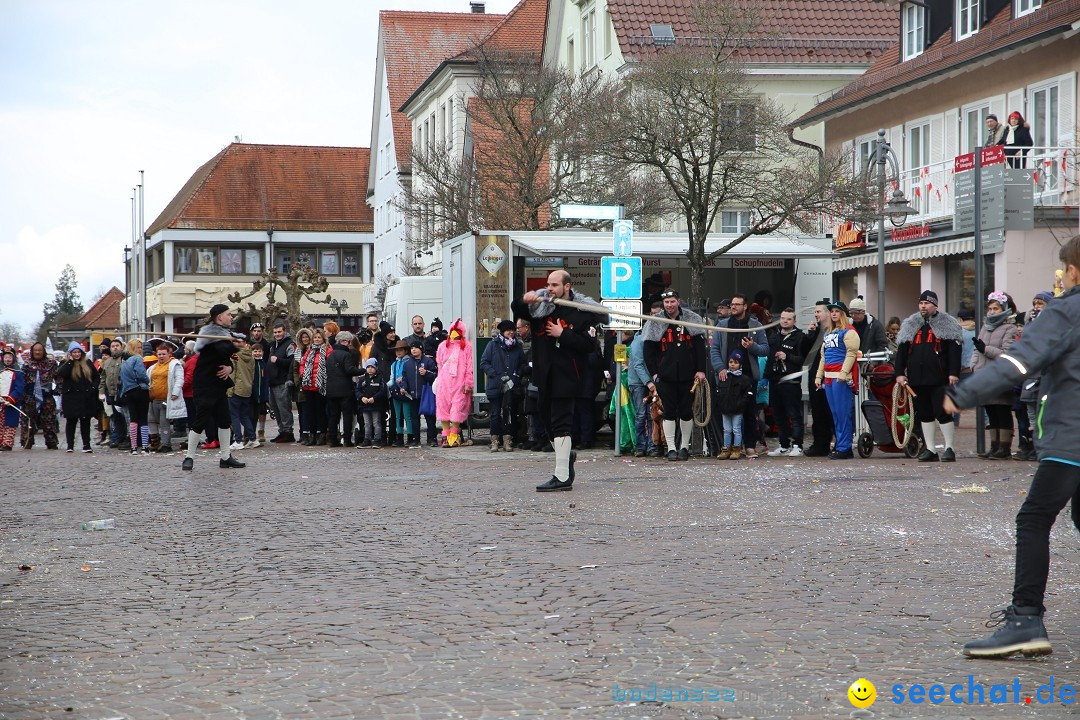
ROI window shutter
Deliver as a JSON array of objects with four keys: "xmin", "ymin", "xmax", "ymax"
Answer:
[
  {"xmin": 1006, "ymin": 89, "xmax": 1025, "ymax": 121},
  {"xmin": 944, "ymin": 108, "xmax": 959, "ymax": 161},
  {"xmin": 989, "ymin": 94, "xmax": 1006, "ymax": 126},
  {"xmin": 889, "ymin": 125, "xmax": 905, "ymax": 170},
  {"xmin": 1059, "ymin": 72, "xmax": 1076, "ymax": 146}
]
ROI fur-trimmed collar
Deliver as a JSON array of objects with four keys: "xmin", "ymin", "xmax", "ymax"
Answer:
[
  {"xmin": 641, "ymin": 307, "xmax": 706, "ymax": 343},
  {"xmin": 897, "ymin": 310, "xmax": 963, "ymax": 345}
]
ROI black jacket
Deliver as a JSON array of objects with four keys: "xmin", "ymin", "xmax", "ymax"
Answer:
[
  {"xmin": 324, "ymin": 345, "xmax": 362, "ymax": 398},
  {"xmin": 56, "ymin": 361, "xmax": 100, "ymax": 418},
  {"xmin": 267, "ymin": 335, "xmax": 295, "ymax": 386},
  {"xmin": 764, "ymin": 327, "xmax": 805, "ymax": 382},
  {"xmin": 716, "ymin": 372, "xmax": 755, "ymax": 415},
  {"xmin": 424, "ymin": 330, "xmax": 447, "ymax": 358},
  {"xmin": 511, "ymin": 289, "xmax": 602, "ymax": 398},
  {"xmin": 894, "ymin": 311, "xmax": 963, "ymax": 385},
  {"xmin": 852, "ymin": 314, "xmax": 888, "ymax": 355},
  {"xmin": 355, "ymin": 373, "xmax": 387, "ymax": 411}
]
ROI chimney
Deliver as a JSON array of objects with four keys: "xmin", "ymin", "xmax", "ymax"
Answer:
[{"xmin": 470, "ymin": 1, "xmax": 485, "ymax": 12}]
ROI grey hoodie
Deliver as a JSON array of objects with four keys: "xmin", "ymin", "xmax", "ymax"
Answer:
[{"xmin": 948, "ymin": 285, "xmax": 1080, "ymax": 465}]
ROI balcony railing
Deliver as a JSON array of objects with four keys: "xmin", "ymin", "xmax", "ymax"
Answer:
[{"xmin": 875, "ymin": 145, "xmax": 1077, "ymax": 226}]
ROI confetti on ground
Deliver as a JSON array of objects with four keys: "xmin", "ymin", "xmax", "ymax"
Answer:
[
  {"xmin": 579, "ymin": 564, "xmax": 598, "ymax": 569},
  {"xmin": 544, "ymin": 614, "xmax": 560, "ymax": 619},
  {"xmin": 480, "ymin": 546, "xmax": 498, "ymax": 550},
  {"xmin": 942, "ymin": 484, "xmax": 990, "ymax": 494}
]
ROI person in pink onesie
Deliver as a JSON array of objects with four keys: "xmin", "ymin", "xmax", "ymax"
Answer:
[{"xmin": 435, "ymin": 319, "xmax": 474, "ymax": 447}]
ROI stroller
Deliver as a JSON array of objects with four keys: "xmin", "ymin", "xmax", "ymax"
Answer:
[{"xmin": 855, "ymin": 352, "xmax": 922, "ymax": 458}]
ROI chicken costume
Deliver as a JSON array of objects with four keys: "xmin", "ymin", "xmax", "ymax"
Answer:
[{"xmin": 435, "ymin": 319, "xmax": 474, "ymax": 447}]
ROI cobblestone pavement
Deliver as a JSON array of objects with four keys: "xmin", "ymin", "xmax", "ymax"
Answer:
[{"xmin": 2, "ymin": 423, "xmax": 1079, "ymax": 719}]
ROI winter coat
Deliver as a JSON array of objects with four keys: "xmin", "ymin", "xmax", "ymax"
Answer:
[
  {"xmin": 229, "ymin": 348, "xmax": 255, "ymax": 399},
  {"xmin": 480, "ymin": 338, "xmax": 524, "ymax": 398},
  {"xmin": 144, "ymin": 358, "xmax": 186, "ymax": 418},
  {"xmin": 98, "ymin": 354, "xmax": 124, "ymax": 401},
  {"xmin": 627, "ymin": 333, "xmax": 651, "ymax": 389},
  {"xmin": 324, "ymin": 344, "xmax": 362, "ymax": 398},
  {"xmin": 267, "ymin": 334, "xmax": 296, "ymax": 386},
  {"xmin": 852, "ymin": 314, "xmax": 888, "ymax": 355},
  {"xmin": 192, "ymin": 323, "xmax": 237, "ymax": 397},
  {"xmin": 512, "ymin": 289, "xmax": 603, "ymax": 399},
  {"xmin": 764, "ymin": 327, "xmax": 805, "ymax": 383},
  {"xmin": 894, "ymin": 311, "xmax": 963, "ymax": 386},
  {"xmin": 643, "ymin": 307, "xmax": 708, "ymax": 384},
  {"xmin": 356, "ymin": 372, "xmax": 388, "ymax": 411},
  {"xmin": 56, "ymin": 359, "xmax": 100, "ymax": 419},
  {"xmin": 970, "ymin": 316, "xmax": 1018, "ymax": 406},
  {"xmin": 711, "ymin": 315, "xmax": 768, "ymax": 380},
  {"xmin": 424, "ymin": 329, "xmax": 448, "ymax": 358},
  {"xmin": 251, "ymin": 355, "xmax": 270, "ymax": 403},
  {"xmin": 399, "ymin": 355, "xmax": 437, "ymax": 399},
  {"xmin": 120, "ymin": 354, "xmax": 151, "ymax": 396},
  {"xmin": 948, "ymin": 284, "xmax": 1080, "ymax": 465},
  {"xmin": 299, "ymin": 344, "xmax": 330, "ymax": 395},
  {"xmin": 716, "ymin": 372, "xmax": 755, "ymax": 415}
]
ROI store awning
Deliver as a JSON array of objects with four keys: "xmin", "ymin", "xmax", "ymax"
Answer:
[
  {"xmin": 833, "ymin": 237, "xmax": 975, "ymax": 271},
  {"xmin": 496, "ymin": 230, "xmax": 836, "ymax": 259}
]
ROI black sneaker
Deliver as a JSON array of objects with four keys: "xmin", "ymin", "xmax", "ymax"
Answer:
[
  {"xmin": 677, "ymin": 448, "xmax": 689, "ymax": 461},
  {"xmin": 536, "ymin": 475, "xmax": 573, "ymax": 492},
  {"xmin": 181, "ymin": 457, "xmax": 193, "ymax": 472},
  {"xmin": 962, "ymin": 605, "xmax": 1052, "ymax": 658},
  {"xmin": 219, "ymin": 456, "xmax": 246, "ymax": 469},
  {"xmin": 827, "ymin": 449, "xmax": 854, "ymax": 460},
  {"xmin": 666, "ymin": 450, "xmax": 679, "ymax": 461},
  {"xmin": 917, "ymin": 449, "xmax": 940, "ymax": 462},
  {"xmin": 941, "ymin": 448, "xmax": 956, "ymax": 462}
]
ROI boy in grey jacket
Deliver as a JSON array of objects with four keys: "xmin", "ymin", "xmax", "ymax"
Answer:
[{"xmin": 945, "ymin": 235, "xmax": 1080, "ymax": 659}]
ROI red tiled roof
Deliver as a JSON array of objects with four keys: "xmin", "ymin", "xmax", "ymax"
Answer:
[
  {"xmin": 58, "ymin": 287, "xmax": 124, "ymax": 331},
  {"xmin": 796, "ymin": 0, "xmax": 1080, "ymax": 126},
  {"xmin": 608, "ymin": 0, "xmax": 898, "ymax": 64},
  {"xmin": 380, "ymin": 10, "xmax": 505, "ymax": 171},
  {"xmin": 146, "ymin": 143, "xmax": 372, "ymax": 234}
]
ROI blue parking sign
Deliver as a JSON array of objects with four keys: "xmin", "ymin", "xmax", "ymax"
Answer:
[{"xmin": 600, "ymin": 256, "xmax": 642, "ymax": 299}]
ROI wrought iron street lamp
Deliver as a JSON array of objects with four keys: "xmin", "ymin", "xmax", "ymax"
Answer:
[
  {"xmin": 329, "ymin": 298, "xmax": 349, "ymax": 318},
  {"xmin": 860, "ymin": 129, "xmax": 918, "ymax": 323}
]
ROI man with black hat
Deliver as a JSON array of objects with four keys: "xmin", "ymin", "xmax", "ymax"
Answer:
[
  {"xmin": 643, "ymin": 288, "xmax": 707, "ymax": 461},
  {"xmin": 894, "ymin": 290, "xmax": 962, "ymax": 462},
  {"xmin": 182, "ymin": 303, "xmax": 246, "ymax": 471},
  {"xmin": 248, "ymin": 322, "xmax": 270, "ymax": 356}
]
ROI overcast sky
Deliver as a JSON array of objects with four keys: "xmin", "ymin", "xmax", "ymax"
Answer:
[{"xmin": 0, "ymin": 0, "xmax": 518, "ymax": 335}]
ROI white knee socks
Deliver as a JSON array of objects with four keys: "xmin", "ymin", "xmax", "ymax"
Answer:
[
  {"xmin": 921, "ymin": 421, "xmax": 938, "ymax": 450},
  {"xmin": 186, "ymin": 431, "xmax": 200, "ymax": 460},
  {"xmin": 220, "ymin": 429, "xmax": 232, "ymax": 461},
  {"xmin": 939, "ymin": 420, "xmax": 955, "ymax": 450},
  {"xmin": 679, "ymin": 419, "xmax": 694, "ymax": 452},
  {"xmin": 553, "ymin": 436, "xmax": 571, "ymax": 482},
  {"xmin": 662, "ymin": 420, "xmax": 677, "ymax": 450}
]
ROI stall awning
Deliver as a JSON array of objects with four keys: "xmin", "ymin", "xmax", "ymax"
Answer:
[
  {"xmin": 833, "ymin": 237, "xmax": 975, "ymax": 271},
  {"xmin": 495, "ymin": 230, "xmax": 836, "ymax": 259}
]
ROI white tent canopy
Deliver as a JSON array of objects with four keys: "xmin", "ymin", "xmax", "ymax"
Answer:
[{"xmin": 488, "ymin": 230, "xmax": 836, "ymax": 259}]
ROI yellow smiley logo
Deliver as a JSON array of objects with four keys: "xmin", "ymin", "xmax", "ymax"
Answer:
[{"xmin": 848, "ymin": 678, "xmax": 876, "ymax": 708}]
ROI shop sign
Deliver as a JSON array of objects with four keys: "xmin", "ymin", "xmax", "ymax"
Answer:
[
  {"xmin": 890, "ymin": 224, "xmax": 931, "ymax": 243},
  {"xmin": 834, "ymin": 222, "xmax": 866, "ymax": 250}
]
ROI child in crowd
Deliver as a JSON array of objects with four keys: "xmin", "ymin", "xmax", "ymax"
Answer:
[
  {"xmin": 716, "ymin": 351, "xmax": 756, "ymax": 460},
  {"xmin": 251, "ymin": 344, "xmax": 269, "ymax": 445},
  {"xmin": 356, "ymin": 358, "xmax": 387, "ymax": 448}
]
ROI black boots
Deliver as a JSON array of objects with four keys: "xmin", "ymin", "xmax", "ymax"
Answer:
[
  {"xmin": 536, "ymin": 476, "xmax": 573, "ymax": 492},
  {"xmin": 963, "ymin": 605, "xmax": 1052, "ymax": 658}
]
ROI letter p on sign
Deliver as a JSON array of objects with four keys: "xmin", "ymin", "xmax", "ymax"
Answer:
[{"xmin": 601, "ymin": 256, "xmax": 643, "ymax": 299}]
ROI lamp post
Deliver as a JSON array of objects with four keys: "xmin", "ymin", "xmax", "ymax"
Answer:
[
  {"xmin": 329, "ymin": 298, "xmax": 349, "ymax": 318},
  {"xmin": 861, "ymin": 129, "xmax": 917, "ymax": 323},
  {"xmin": 123, "ymin": 245, "xmax": 131, "ymax": 334}
]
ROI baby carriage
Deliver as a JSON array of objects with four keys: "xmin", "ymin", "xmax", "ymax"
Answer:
[{"xmin": 855, "ymin": 352, "xmax": 922, "ymax": 458}]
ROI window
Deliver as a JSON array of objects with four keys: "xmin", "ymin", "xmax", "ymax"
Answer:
[
  {"xmin": 276, "ymin": 248, "xmax": 291, "ymax": 274},
  {"xmin": 1030, "ymin": 84, "xmax": 1058, "ymax": 147},
  {"xmin": 445, "ymin": 98, "xmax": 454, "ymax": 148},
  {"xmin": 956, "ymin": 0, "xmax": 979, "ymax": 40},
  {"xmin": 857, "ymin": 139, "xmax": 875, "ymax": 175},
  {"xmin": 582, "ymin": 9, "xmax": 596, "ymax": 68},
  {"xmin": 902, "ymin": 3, "xmax": 925, "ymax": 61},
  {"xmin": 964, "ymin": 104, "xmax": 991, "ymax": 153},
  {"xmin": 244, "ymin": 249, "xmax": 262, "ymax": 274},
  {"xmin": 343, "ymin": 251, "xmax": 359, "ymax": 276},
  {"xmin": 907, "ymin": 122, "xmax": 931, "ymax": 211},
  {"xmin": 320, "ymin": 250, "xmax": 339, "ymax": 276},
  {"xmin": 1016, "ymin": 0, "xmax": 1041, "ymax": 17},
  {"xmin": 220, "ymin": 248, "xmax": 243, "ymax": 274},
  {"xmin": 195, "ymin": 248, "xmax": 217, "ymax": 274},
  {"xmin": 295, "ymin": 249, "xmax": 313, "ymax": 270},
  {"xmin": 383, "ymin": 140, "xmax": 391, "ymax": 176},
  {"xmin": 175, "ymin": 247, "xmax": 193, "ymax": 275},
  {"xmin": 604, "ymin": 7, "xmax": 612, "ymax": 56},
  {"xmin": 723, "ymin": 101, "xmax": 758, "ymax": 150},
  {"xmin": 567, "ymin": 37, "xmax": 574, "ymax": 74},
  {"xmin": 720, "ymin": 211, "xmax": 752, "ymax": 233}
]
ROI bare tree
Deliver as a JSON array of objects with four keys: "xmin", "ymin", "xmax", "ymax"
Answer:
[
  {"xmin": 227, "ymin": 265, "xmax": 331, "ymax": 338},
  {"xmin": 588, "ymin": 0, "xmax": 858, "ymax": 304},
  {"xmin": 0, "ymin": 321, "xmax": 22, "ymax": 344},
  {"xmin": 402, "ymin": 43, "xmax": 671, "ymax": 246}
]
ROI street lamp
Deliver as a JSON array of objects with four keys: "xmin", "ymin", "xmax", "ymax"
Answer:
[
  {"xmin": 123, "ymin": 246, "xmax": 131, "ymax": 334},
  {"xmin": 860, "ymin": 129, "xmax": 917, "ymax": 323},
  {"xmin": 329, "ymin": 298, "xmax": 349, "ymax": 318}
]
